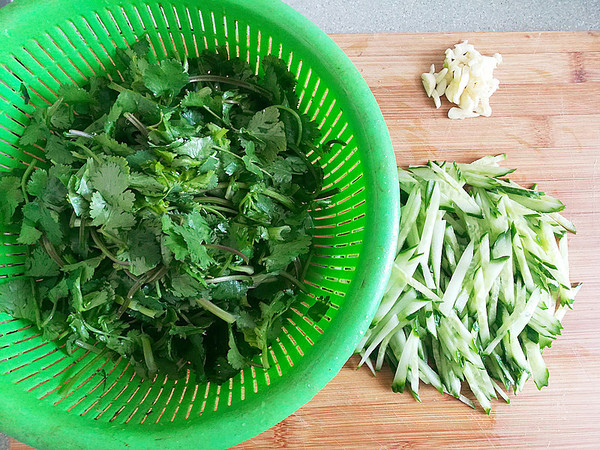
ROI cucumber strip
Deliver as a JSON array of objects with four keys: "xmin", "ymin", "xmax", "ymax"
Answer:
[
  {"xmin": 375, "ymin": 329, "xmax": 397, "ymax": 371},
  {"xmin": 488, "ymin": 277, "xmax": 501, "ymax": 324},
  {"xmin": 479, "ymin": 233, "xmax": 490, "ymax": 264},
  {"xmin": 425, "ymin": 302, "xmax": 438, "ymax": 338},
  {"xmin": 431, "ymin": 215, "xmax": 446, "ymax": 289},
  {"xmin": 482, "ymin": 257, "xmax": 508, "ymax": 293},
  {"xmin": 409, "ymin": 345, "xmax": 421, "ymax": 401},
  {"xmin": 471, "ymin": 153, "xmax": 507, "ymax": 166},
  {"xmin": 359, "ymin": 314, "xmax": 400, "ymax": 367},
  {"xmin": 419, "ymin": 358, "xmax": 443, "ymax": 393},
  {"xmin": 523, "ymin": 337, "xmax": 549, "ymax": 389},
  {"xmin": 473, "ymin": 268, "xmax": 490, "ymax": 343},
  {"xmin": 484, "ymin": 288, "xmax": 542, "ymax": 355},
  {"xmin": 506, "ymin": 191, "xmax": 565, "ymax": 213},
  {"xmin": 464, "ymin": 363, "xmax": 493, "ymax": 414},
  {"xmin": 391, "ymin": 328, "xmax": 419, "ymax": 393},
  {"xmin": 397, "ymin": 187, "xmax": 422, "ymax": 252},
  {"xmin": 529, "ymin": 307, "xmax": 563, "ymax": 338},
  {"xmin": 367, "ymin": 291, "xmax": 426, "ymax": 357},
  {"xmin": 457, "ymin": 394, "xmax": 476, "ymax": 409},
  {"xmin": 439, "ymin": 240, "xmax": 474, "ymax": 316},
  {"xmin": 512, "ymin": 229, "xmax": 535, "ymax": 291},
  {"xmin": 397, "ymin": 167, "xmax": 418, "ymax": 187},
  {"xmin": 458, "ymin": 163, "xmax": 516, "ymax": 179},
  {"xmin": 549, "ymin": 212, "xmax": 576, "ymax": 234},
  {"xmin": 373, "ymin": 247, "xmax": 418, "ymax": 323},
  {"xmin": 416, "ymin": 183, "xmax": 441, "ymax": 289},
  {"xmin": 358, "ymin": 350, "xmax": 376, "ymax": 376},
  {"xmin": 454, "ymin": 288, "xmax": 470, "ymax": 314},
  {"xmin": 492, "ymin": 379, "xmax": 510, "ymax": 403}
]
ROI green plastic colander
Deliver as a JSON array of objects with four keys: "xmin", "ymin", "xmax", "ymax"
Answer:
[{"xmin": 0, "ymin": 0, "xmax": 399, "ymax": 447}]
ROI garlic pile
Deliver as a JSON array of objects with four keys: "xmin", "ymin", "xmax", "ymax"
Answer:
[{"xmin": 421, "ymin": 41, "xmax": 502, "ymax": 119}]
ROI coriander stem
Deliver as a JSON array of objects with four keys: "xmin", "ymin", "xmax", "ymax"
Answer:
[
  {"xmin": 140, "ymin": 334, "xmax": 158, "ymax": 375},
  {"xmin": 70, "ymin": 141, "xmax": 102, "ymax": 164},
  {"xmin": 271, "ymin": 105, "xmax": 303, "ymax": 147},
  {"xmin": 60, "ymin": 349, "xmax": 107, "ymax": 396},
  {"xmin": 195, "ymin": 297, "xmax": 237, "ymax": 324},
  {"xmin": 202, "ymin": 105, "xmax": 226, "ymax": 124},
  {"xmin": 234, "ymin": 182, "xmax": 297, "ymax": 210},
  {"xmin": 205, "ymin": 275, "xmax": 252, "ymax": 284},
  {"xmin": 231, "ymin": 265, "xmax": 255, "ymax": 275},
  {"xmin": 194, "ymin": 196, "xmax": 234, "ymax": 207},
  {"xmin": 188, "ymin": 75, "xmax": 272, "ymax": 99},
  {"xmin": 42, "ymin": 236, "xmax": 66, "ymax": 267},
  {"xmin": 277, "ymin": 270, "xmax": 309, "ymax": 293},
  {"xmin": 204, "ymin": 244, "xmax": 250, "ymax": 264},
  {"xmin": 114, "ymin": 296, "xmax": 158, "ymax": 318},
  {"xmin": 90, "ymin": 229, "xmax": 129, "ymax": 266},
  {"xmin": 124, "ymin": 113, "xmax": 149, "ymax": 136},
  {"xmin": 322, "ymin": 139, "xmax": 347, "ymax": 152},
  {"xmin": 20, "ymin": 159, "xmax": 37, "ymax": 204},
  {"xmin": 198, "ymin": 204, "xmax": 237, "ymax": 216}
]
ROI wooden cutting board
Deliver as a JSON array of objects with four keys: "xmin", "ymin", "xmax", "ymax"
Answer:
[{"xmin": 10, "ymin": 30, "xmax": 600, "ymax": 450}]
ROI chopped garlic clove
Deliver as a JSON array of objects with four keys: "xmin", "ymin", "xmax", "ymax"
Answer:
[
  {"xmin": 435, "ymin": 68, "xmax": 449, "ymax": 84},
  {"xmin": 421, "ymin": 72, "xmax": 436, "ymax": 97},
  {"xmin": 420, "ymin": 40, "xmax": 501, "ymax": 119},
  {"xmin": 432, "ymin": 90, "xmax": 441, "ymax": 108},
  {"xmin": 435, "ymin": 78, "xmax": 447, "ymax": 97},
  {"xmin": 448, "ymin": 107, "xmax": 479, "ymax": 119}
]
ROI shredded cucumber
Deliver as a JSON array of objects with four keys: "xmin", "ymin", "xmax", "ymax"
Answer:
[{"xmin": 357, "ymin": 155, "xmax": 579, "ymax": 413}]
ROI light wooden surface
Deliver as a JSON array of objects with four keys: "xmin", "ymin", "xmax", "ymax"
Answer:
[{"xmin": 10, "ymin": 31, "xmax": 600, "ymax": 449}]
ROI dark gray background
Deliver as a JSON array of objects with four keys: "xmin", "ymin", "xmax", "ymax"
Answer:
[
  {"xmin": 1, "ymin": 0, "xmax": 599, "ymax": 31},
  {"xmin": 0, "ymin": 0, "xmax": 597, "ymax": 449}
]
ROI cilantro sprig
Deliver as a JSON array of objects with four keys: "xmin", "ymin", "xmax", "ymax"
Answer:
[{"xmin": 0, "ymin": 40, "xmax": 332, "ymax": 384}]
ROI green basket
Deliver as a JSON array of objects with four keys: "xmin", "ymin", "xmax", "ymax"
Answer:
[{"xmin": 0, "ymin": 0, "xmax": 399, "ymax": 447}]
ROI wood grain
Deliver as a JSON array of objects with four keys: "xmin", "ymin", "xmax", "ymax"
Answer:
[{"xmin": 10, "ymin": 31, "xmax": 600, "ymax": 450}]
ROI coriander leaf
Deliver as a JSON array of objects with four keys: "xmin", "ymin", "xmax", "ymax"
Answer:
[
  {"xmin": 240, "ymin": 139, "xmax": 264, "ymax": 178},
  {"xmin": 49, "ymin": 103, "xmax": 74, "ymax": 130},
  {"xmin": 144, "ymin": 59, "xmax": 189, "ymax": 99},
  {"xmin": 22, "ymin": 201, "xmax": 63, "ymax": 244},
  {"xmin": 57, "ymin": 84, "xmax": 93, "ymax": 104},
  {"xmin": 210, "ymin": 280, "xmax": 249, "ymax": 301},
  {"xmin": 170, "ymin": 273, "xmax": 203, "ymax": 298},
  {"xmin": 260, "ymin": 55, "xmax": 297, "ymax": 105},
  {"xmin": 129, "ymin": 172, "xmax": 166, "ymax": 194},
  {"xmin": 0, "ymin": 175, "xmax": 24, "ymax": 224},
  {"xmin": 45, "ymin": 135, "xmax": 75, "ymax": 164},
  {"xmin": 19, "ymin": 121, "xmax": 47, "ymax": 146},
  {"xmin": 94, "ymin": 134, "xmax": 135, "ymax": 157},
  {"xmin": 272, "ymin": 158, "xmax": 293, "ymax": 185},
  {"xmin": 91, "ymin": 158, "xmax": 130, "ymax": 197},
  {"xmin": 227, "ymin": 327, "xmax": 248, "ymax": 370},
  {"xmin": 180, "ymin": 87, "xmax": 212, "ymax": 107},
  {"xmin": 306, "ymin": 296, "xmax": 332, "ymax": 323},
  {"xmin": 126, "ymin": 228, "xmax": 161, "ymax": 275},
  {"xmin": 89, "ymin": 192, "xmax": 136, "ymax": 232},
  {"xmin": 185, "ymin": 171, "xmax": 218, "ymax": 191},
  {"xmin": 27, "ymin": 169, "xmax": 48, "ymax": 198},
  {"xmin": 175, "ymin": 136, "xmax": 214, "ymax": 159},
  {"xmin": 17, "ymin": 220, "xmax": 42, "ymax": 245},
  {"xmin": 264, "ymin": 234, "xmax": 311, "ymax": 272},
  {"xmin": 170, "ymin": 211, "xmax": 213, "ymax": 267},
  {"xmin": 246, "ymin": 106, "xmax": 286, "ymax": 160},
  {"xmin": 0, "ymin": 279, "xmax": 37, "ymax": 323},
  {"xmin": 26, "ymin": 247, "xmax": 60, "ymax": 277},
  {"xmin": 164, "ymin": 233, "xmax": 189, "ymax": 262}
]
